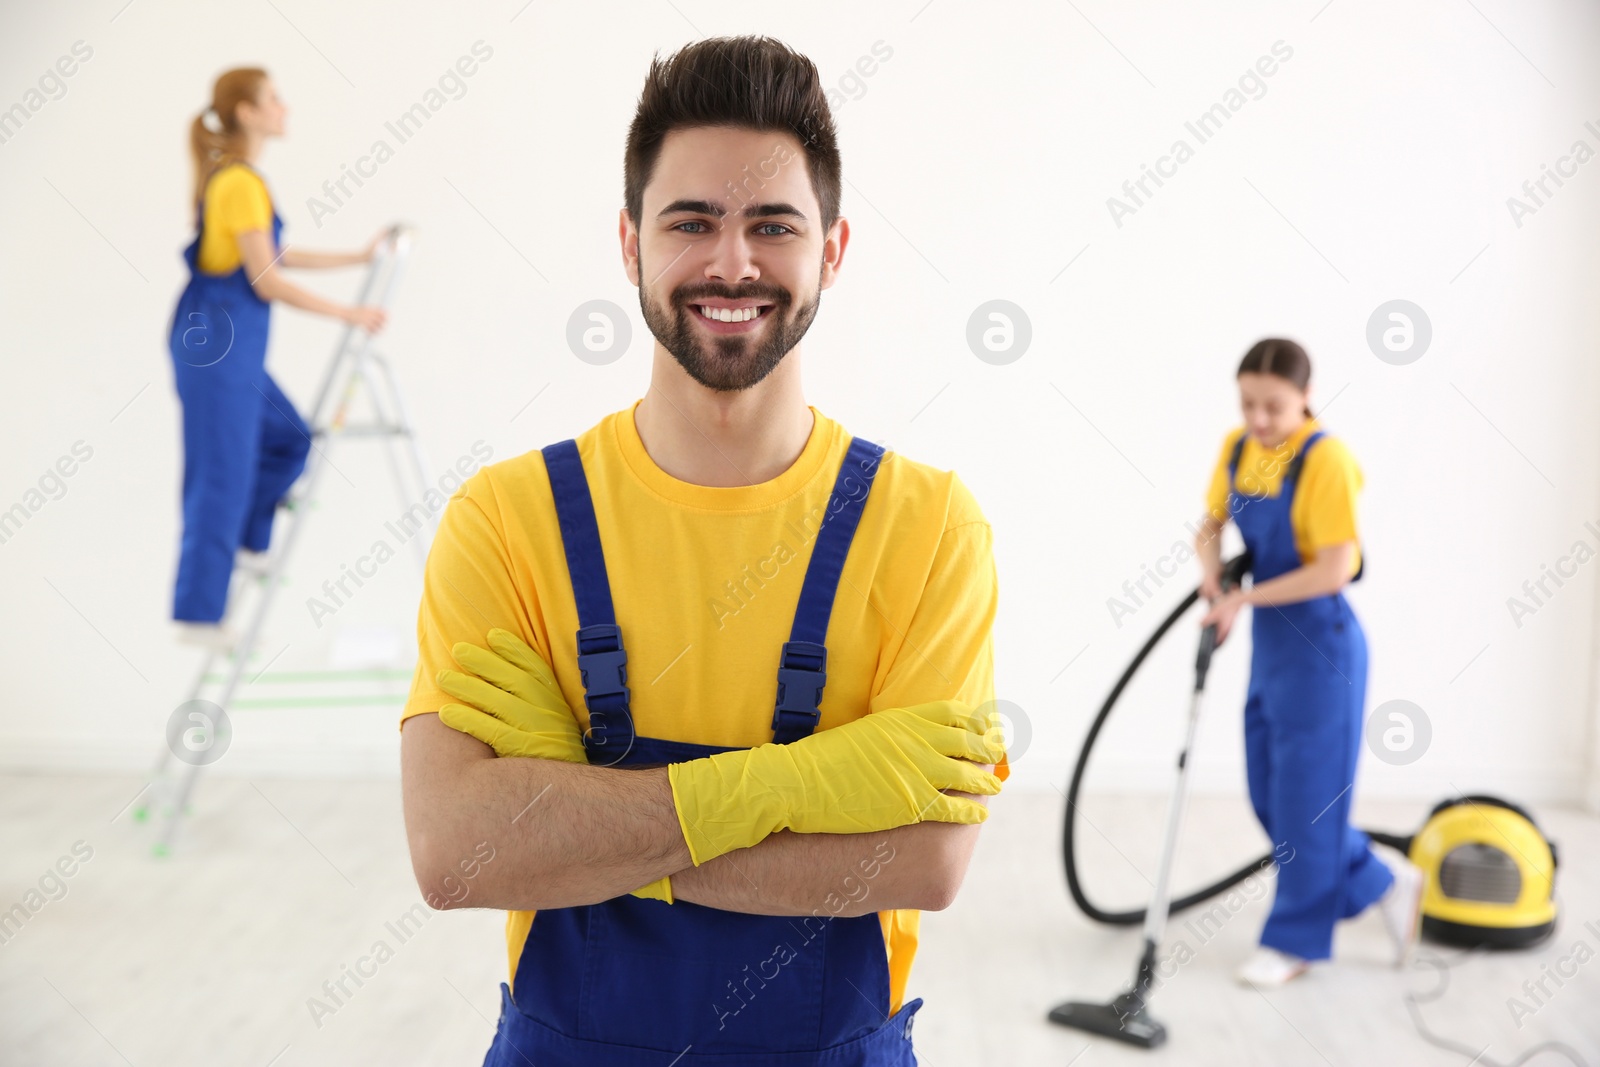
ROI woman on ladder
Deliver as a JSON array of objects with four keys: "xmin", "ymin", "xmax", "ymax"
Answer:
[
  {"xmin": 170, "ymin": 67, "xmax": 389, "ymax": 651},
  {"xmin": 1195, "ymin": 337, "xmax": 1424, "ymax": 986}
]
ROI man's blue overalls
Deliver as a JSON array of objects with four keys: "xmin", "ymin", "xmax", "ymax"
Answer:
[
  {"xmin": 1228, "ymin": 429, "xmax": 1393, "ymax": 961},
  {"xmin": 167, "ymin": 162, "xmax": 310, "ymax": 622},
  {"xmin": 482, "ymin": 435, "xmax": 923, "ymax": 1066}
]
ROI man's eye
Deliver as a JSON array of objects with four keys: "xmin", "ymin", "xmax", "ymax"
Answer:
[
  {"xmin": 673, "ymin": 221, "xmax": 714, "ymax": 234},
  {"xmin": 757, "ymin": 223, "xmax": 792, "ymax": 236}
]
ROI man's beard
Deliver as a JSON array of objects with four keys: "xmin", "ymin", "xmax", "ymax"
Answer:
[{"xmin": 639, "ymin": 263, "xmax": 822, "ymax": 393}]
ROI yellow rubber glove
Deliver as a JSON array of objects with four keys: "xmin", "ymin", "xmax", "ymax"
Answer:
[
  {"xmin": 436, "ymin": 627, "xmax": 673, "ymax": 904},
  {"xmin": 668, "ymin": 699, "xmax": 1005, "ymax": 867},
  {"xmin": 437, "ymin": 629, "xmax": 588, "ymax": 763}
]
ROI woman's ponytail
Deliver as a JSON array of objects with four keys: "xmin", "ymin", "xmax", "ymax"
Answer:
[{"xmin": 188, "ymin": 68, "xmax": 267, "ymax": 212}]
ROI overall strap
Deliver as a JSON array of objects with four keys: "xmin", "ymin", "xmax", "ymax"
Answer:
[
  {"xmin": 1279, "ymin": 430, "xmax": 1366, "ymax": 582},
  {"xmin": 771, "ymin": 436, "xmax": 887, "ymax": 744},
  {"xmin": 1260, "ymin": 428, "xmax": 1363, "ymax": 585},
  {"xmin": 541, "ymin": 440, "xmax": 634, "ymax": 757},
  {"xmin": 1282, "ymin": 429, "xmax": 1325, "ymax": 489}
]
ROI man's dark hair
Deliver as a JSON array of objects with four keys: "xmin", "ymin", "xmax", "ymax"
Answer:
[{"xmin": 624, "ymin": 35, "xmax": 842, "ymax": 235}]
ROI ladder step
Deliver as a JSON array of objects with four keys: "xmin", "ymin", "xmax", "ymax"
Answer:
[{"xmin": 317, "ymin": 424, "xmax": 412, "ymax": 438}]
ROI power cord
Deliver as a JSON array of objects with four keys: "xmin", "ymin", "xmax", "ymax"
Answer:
[{"xmin": 1404, "ymin": 947, "xmax": 1588, "ymax": 1067}]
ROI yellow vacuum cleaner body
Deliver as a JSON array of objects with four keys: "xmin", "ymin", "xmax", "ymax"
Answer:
[{"xmin": 1407, "ymin": 795, "xmax": 1558, "ymax": 948}]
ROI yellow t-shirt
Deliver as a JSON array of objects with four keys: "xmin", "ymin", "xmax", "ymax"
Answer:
[
  {"xmin": 1204, "ymin": 418, "xmax": 1363, "ymax": 575},
  {"xmin": 400, "ymin": 400, "xmax": 1008, "ymax": 1015},
  {"xmin": 197, "ymin": 163, "xmax": 274, "ymax": 275}
]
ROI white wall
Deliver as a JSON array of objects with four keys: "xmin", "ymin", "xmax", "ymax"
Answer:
[{"xmin": 2, "ymin": 1, "xmax": 1598, "ymax": 807}]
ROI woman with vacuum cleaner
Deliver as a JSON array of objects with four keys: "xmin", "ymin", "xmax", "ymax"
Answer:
[{"xmin": 1196, "ymin": 337, "xmax": 1423, "ymax": 987}]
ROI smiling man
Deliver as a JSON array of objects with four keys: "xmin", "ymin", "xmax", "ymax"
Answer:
[{"xmin": 399, "ymin": 35, "xmax": 1007, "ymax": 1066}]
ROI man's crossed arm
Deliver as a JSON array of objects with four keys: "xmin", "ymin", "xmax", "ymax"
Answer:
[{"xmin": 401, "ymin": 711, "xmax": 991, "ymax": 916}]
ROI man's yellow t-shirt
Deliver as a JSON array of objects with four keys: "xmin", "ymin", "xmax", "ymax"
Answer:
[
  {"xmin": 1204, "ymin": 418, "xmax": 1363, "ymax": 576},
  {"xmin": 197, "ymin": 163, "xmax": 274, "ymax": 276},
  {"xmin": 400, "ymin": 400, "xmax": 1008, "ymax": 1015}
]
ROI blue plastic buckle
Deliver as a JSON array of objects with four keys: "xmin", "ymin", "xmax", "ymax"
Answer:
[
  {"xmin": 576, "ymin": 623, "xmax": 629, "ymax": 700},
  {"xmin": 771, "ymin": 640, "xmax": 828, "ymax": 738}
]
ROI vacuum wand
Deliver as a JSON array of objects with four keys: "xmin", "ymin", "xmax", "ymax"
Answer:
[
  {"xmin": 1048, "ymin": 564, "xmax": 1238, "ymax": 1050},
  {"xmin": 1142, "ymin": 621, "xmax": 1219, "ymax": 949}
]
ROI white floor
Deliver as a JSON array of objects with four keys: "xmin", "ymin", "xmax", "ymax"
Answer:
[{"xmin": 2, "ymin": 774, "xmax": 1596, "ymax": 1066}]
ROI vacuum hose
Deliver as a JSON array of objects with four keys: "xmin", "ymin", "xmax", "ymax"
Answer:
[{"xmin": 1060, "ymin": 552, "xmax": 1280, "ymax": 925}]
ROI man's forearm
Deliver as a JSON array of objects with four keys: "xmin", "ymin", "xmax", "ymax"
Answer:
[
  {"xmin": 670, "ymin": 792, "xmax": 989, "ymax": 917},
  {"xmin": 403, "ymin": 714, "xmax": 691, "ymax": 910},
  {"xmin": 671, "ymin": 822, "xmax": 978, "ymax": 916}
]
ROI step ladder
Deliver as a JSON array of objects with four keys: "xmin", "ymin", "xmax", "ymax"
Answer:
[{"xmin": 138, "ymin": 224, "xmax": 432, "ymax": 854}]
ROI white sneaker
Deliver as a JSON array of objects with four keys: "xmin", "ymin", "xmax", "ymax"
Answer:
[
  {"xmin": 1376, "ymin": 854, "xmax": 1425, "ymax": 967},
  {"xmin": 1235, "ymin": 946, "xmax": 1310, "ymax": 987},
  {"xmin": 175, "ymin": 620, "xmax": 240, "ymax": 653}
]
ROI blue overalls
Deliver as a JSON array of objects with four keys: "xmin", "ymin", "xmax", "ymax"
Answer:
[
  {"xmin": 1229, "ymin": 430, "xmax": 1393, "ymax": 961},
  {"xmin": 167, "ymin": 163, "xmax": 310, "ymax": 622},
  {"xmin": 481, "ymin": 435, "xmax": 924, "ymax": 1066}
]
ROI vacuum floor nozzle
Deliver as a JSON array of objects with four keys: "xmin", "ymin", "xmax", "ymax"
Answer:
[{"xmin": 1048, "ymin": 993, "xmax": 1167, "ymax": 1049}]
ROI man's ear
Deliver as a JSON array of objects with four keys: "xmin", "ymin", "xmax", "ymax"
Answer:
[
  {"xmin": 619, "ymin": 208, "xmax": 641, "ymax": 287},
  {"xmin": 819, "ymin": 216, "xmax": 849, "ymax": 291}
]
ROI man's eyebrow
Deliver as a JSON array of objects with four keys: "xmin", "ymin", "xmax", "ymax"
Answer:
[{"xmin": 656, "ymin": 199, "xmax": 808, "ymax": 222}]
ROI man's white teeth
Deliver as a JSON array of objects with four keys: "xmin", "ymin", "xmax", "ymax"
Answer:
[{"xmin": 697, "ymin": 305, "xmax": 763, "ymax": 323}]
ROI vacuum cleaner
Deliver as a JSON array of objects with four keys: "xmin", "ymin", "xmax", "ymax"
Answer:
[{"xmin": 1049, "ymin": 553, "xmax": 1560, "ymax": 1050}]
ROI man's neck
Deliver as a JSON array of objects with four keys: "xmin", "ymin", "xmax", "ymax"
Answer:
[{"xmin": 633, "ymin": 351, "xmax": 813, "ymax": 488}]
